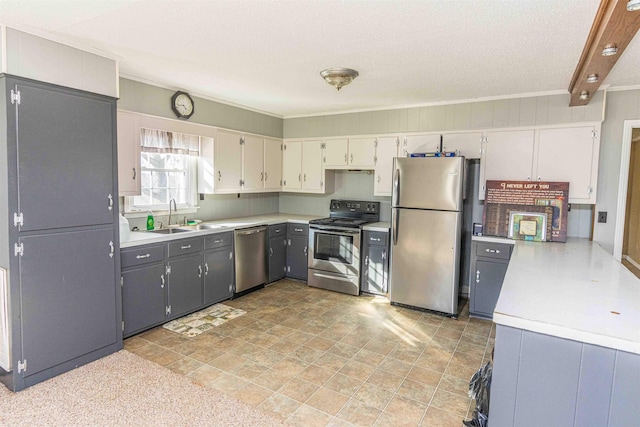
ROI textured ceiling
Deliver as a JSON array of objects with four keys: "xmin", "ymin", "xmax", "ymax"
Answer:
[{"xmin": 1, "ymin": 0, "xmax": 638, "ymax": 118}]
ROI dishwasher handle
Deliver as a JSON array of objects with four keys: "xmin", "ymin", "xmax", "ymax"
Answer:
[{"xmin": 235, "ymin": 226, "xmax": 267, "ymax": 236}]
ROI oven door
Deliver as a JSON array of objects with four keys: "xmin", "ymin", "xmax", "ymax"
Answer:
[{"xmin": 308, "ymin": 226, "xmax": 361, "ymax": 277}]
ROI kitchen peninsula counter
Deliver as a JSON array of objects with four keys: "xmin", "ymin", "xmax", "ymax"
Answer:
[
  {"xmin": 490, "ymin": 237, "xmax": 639, "ymax": 427},
  {"xmin": 494, "ymin": 237, "xmax": 639, "ymax": 353}
]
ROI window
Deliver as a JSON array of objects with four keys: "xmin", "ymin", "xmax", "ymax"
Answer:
[{"xmin": 126, "ymin": 128, "xmax": 199, "ymax": 212}]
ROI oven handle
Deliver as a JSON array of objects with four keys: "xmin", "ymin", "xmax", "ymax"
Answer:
[{"xmin": 310, "ymin": 227, "xmax": 360, "ymax": 235}]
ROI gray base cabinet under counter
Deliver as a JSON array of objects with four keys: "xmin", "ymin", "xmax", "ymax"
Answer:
[
  {"xmin": 121, "ymin": 244, "xmax": 166, "ymax": 337},
  {"xmin": 360, "ymin": 230, "xmax": 389, "ymax": 295},
  {"xmin": 469, "ymin": 238, "xmax": 514, "ymax": 319},
  {"xmin": 203, "ymin": 232, "xmax": 234, "ymax": 305},
  {"xmin": 268, "ymin": 224, "xmax": 287, "ymax": 283},
  {"xmin": 286, "ymin": 224, "xmax": 309, "ymax": 281}
]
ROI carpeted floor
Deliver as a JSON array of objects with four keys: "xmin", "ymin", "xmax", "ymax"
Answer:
[{"xmin": 0, "ymin": 350, "xmax": 285, "ymax": 427}]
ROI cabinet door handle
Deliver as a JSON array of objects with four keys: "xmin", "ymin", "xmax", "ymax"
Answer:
[
  {"xmin": 350, "ymin": 153, "xmax": 353, "ymax": 163},
  {"xmin": 265, "ymin": 172, "xmax": 268, "ymax": 181},
  {"xmin": 303, "ymin": 246, "xmax": 307, "ymax": 256},
  {"xmin": 218, "ymin": 171, "xmax": 222, "ymax": 182},
  {"xmin": 298, "ymin": 173, "xmax": 301, "ymax": 182},
  {"xmin": 476, "ymin": 270, "xmax": 480, "ymax": 283},
  {"xmin": 181, "ymin": 245, "xmax": 191, "ymax": 250},
  {"xmin": 485, "ymin": 248, "xmax": 500, "ymax": 254},
  {"xmin": 261, "ymin": 172, "xmax": 264, "ymax": 181},
  {"xmin": 294, "ymin": 228, "xmax": 303, "ymax": 232},
  {"xmin": 344, "ymin": 153, "xmax": 347, "ymax": 163},
  {"xmin": 270, "ymin": 247, "xmax": 273, "ymax": 256},
  {"xmin": 132, "ymin": 167, "xmax": 136, "ymax": 180},
  {"xmin": 377, "ymin": 175, "xmax": 381, "ymax": 183},
  {"xmin": 214, "ymin": 239, "xmax": 223, "ymax": 244},
  {"xmin": 304, "ymin": 173, "xmax": 306, "ymax": 182},
  {"xmin": 204, "ymin": 263, "xmax": 209, "ymax": 275},
  {"xmin": 108, "ymin": 194, "xmax": 113, "ymax": 211},
  {"xmin": 198, "ymin": 265, "xmax": 202, "ymax": 278},
  {"xmin": 160, "ymin": 274, "xmax": 165, "ymax": 288},
  {"xmin": 136, "ymin": 253, "xmax": 151, "ymax": 259},
  {"xmin": 109, "ymin": 241, "xmax": 114, "ymax": 258},
  {"xmin": 364, "ymin": 255, "xmax": 369, "ymax": 266},
  {"xmin": 382, "ymin": 251, "xmax": 386, "ymax": 260}
]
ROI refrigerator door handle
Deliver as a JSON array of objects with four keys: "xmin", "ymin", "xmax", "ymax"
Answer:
[
  {"xmin": 392, "ymin": 209, "xmax": 398, "ymax": 246},
  {"xmin": 392, "ymin": 167, "xmax": 400, "ymax": 206}
]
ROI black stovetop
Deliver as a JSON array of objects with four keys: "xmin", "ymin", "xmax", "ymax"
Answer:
[{"xmin": 309, "ymin": 199, "xmax": 380, "ymax": 229}]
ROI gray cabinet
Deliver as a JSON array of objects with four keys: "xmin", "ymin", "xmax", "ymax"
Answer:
[
  {"xmin": 121, "ymin": 232, "xmax": 235, "ymax": 337},
  {"xmin": 268, "ymin": 224, "xmax": 287, "ymax": 283},
  {"xmin": 286, "ymin": 224, "xmax": 308, "ymax": 280},
  {"xmin": 0, "ymin": 77, "xmax": 121, "ymax": 391},
  {"xmin": 203, "ymin": 232, "xmax": 234, "ymax": 305},
  {"xmin": 469, "ymin": 240, "xmax": 513, "ymax": 319},
  {"xmin": 121, "ymin": 245, "xmax": 166, "ymax": 337},
  {"xmin": 361, "ymin": 230, "xmax": 389, "ymax": 295}
]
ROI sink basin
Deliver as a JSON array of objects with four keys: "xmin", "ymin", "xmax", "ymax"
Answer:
[
  {"xmin": 176, "ymin": 223, "xmax": 225, "ymax": 231},
  {"xmin": 147, "ymin": 228, "xmax": 193, "ymax": 234}
]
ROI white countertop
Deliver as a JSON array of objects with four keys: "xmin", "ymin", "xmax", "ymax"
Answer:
[
  {"xmin": 472, "ymin": 235, "xmax": 515, "ymax": 245},
  {"xmin": 362, "ymin": 221, "xmax": 390, "ymax": 232},
  {"xmin": 121, "ymin": 214, "xmax": 319, "ymax": 248},
  {"xmin": 494, "ymin": 238, "xmax": 640, "ymax": 354}
]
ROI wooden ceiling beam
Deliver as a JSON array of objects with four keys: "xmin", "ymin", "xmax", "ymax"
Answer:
[{"xmin": 569, "ymin": 0, "xmax": 640, "ymax": 106}]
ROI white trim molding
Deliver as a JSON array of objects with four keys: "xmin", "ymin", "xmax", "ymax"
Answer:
[{"xmin": 614, "ymin": 119, "xmax": 640, "ymax": 261}]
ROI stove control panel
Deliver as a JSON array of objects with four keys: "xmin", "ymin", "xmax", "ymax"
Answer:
[{"xmin": 329, "ymin": 199, "xmax": 380, "ymax": 214}]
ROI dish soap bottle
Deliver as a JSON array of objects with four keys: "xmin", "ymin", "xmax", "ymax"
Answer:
[{"xmin": 146, "ymin": 211, "xmax": 155, "ymax": 230}]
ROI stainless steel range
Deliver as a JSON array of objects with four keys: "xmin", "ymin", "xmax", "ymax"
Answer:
[{"xmin": 308, "ymin": 199, "xmax": 380, "ymax": 296}]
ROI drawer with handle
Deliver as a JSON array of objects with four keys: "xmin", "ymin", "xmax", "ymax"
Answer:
[
  {"xmin": 476, "ymin": 242, "xmax": 512, "ymax": 260},
  {"xmin": 121, "ymin": 245, "xmax": 164, "ymax": 268},
  {"xmin": 287, "ymin": 223, "xmax": 309, "ymax": 236},
  {"xmin": 204, "ymin": 231, "xmax": 233, "ymax": 250},
  {"xmin": 366, "ymin": 231, "xmax": 388, "ymax": 246},
  {"xmin": 168, "ymin": 237, "xmax": 203, "ymax": 257},
  {"xmin": 269, "ymin": 223, "xmax": 286, "ymax": 237}
]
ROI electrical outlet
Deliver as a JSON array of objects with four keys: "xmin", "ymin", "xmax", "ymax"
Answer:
[{"xmin": 598, "ymin": 211, "xmax": 607, "ymax": 223}]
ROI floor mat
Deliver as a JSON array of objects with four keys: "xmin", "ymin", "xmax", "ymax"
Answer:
[{"xmin": 162, "ymin": 303, "xmax": 246, "ymax": 337}]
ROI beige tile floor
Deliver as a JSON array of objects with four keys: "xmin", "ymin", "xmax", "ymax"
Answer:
[{"xmin": 125, "ymin": 279, "xmax": 495, "ymax": 427}]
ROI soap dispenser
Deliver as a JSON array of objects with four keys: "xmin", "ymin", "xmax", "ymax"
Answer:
[{"xmin": 146, "ymin": 211, "xmax": 155, "ymax": 230}]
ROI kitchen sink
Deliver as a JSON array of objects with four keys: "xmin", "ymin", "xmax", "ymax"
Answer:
[
  {"xmin": 176, "ymin": 223, "xmax": 226, "ymax": 231},
  {"xmin": 147, "ymin": 228, "xmax": 193, "ymax": 234}
]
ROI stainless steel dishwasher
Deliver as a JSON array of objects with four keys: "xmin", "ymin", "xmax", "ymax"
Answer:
[{"xmin": 234, "ymin": 226, "xmax": 268, "ymax": 294}]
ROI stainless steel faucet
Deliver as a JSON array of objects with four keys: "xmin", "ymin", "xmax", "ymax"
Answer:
[{"xmin": 168, "ymin": 198, "xmax": 177, "ymax": 226}]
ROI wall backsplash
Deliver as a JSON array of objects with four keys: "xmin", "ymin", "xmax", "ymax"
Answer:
[{"xmin": 279, "ymin": 170, "xmax": 392, "ymax": 221}]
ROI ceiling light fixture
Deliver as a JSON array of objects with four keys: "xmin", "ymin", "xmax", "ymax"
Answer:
[
  {"xmin": 601, "ymin": 44, "xmax": 618, "ymax": 56},
  {"xmin": 627, "ymin": 0, "xmax": 640, "ymax": 11},
  {"xmin": 320, "ymin": 68, "xmax": 359, "ymax": 91},
  {"xmin": 579, "ymin": 91, "xmax": 589, "ymax": 100},
  {"xmin": 586, "ymin": 74, "xmax": 599, "ymax": 83}
]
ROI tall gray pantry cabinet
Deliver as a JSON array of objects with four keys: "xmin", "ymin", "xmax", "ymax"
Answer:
[{"xmin": 0, "ymin": 76, "xmax": 122, "ymax": 391}]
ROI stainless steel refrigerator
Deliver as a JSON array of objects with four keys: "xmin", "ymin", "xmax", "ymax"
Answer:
[{"xmin": 389, "ymin": 156, "xmax": 464, "ymax": 316}]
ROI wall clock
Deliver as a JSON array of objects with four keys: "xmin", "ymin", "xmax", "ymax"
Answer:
[{"xmin": 171, "ymin": 91, "xmax": 194, "ymax": 119}]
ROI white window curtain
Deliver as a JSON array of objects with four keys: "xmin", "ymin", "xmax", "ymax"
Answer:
[{"xmin": 141, "ymin": 128, "xmax": 200, "ymax": 156}]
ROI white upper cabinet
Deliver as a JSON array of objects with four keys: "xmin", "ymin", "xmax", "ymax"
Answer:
[
  {"xmin": 282, "ymin": 140, "xmax": 302, "ymax": 190},
  {"xmin": 215, "ymin": 130, "xmax": 244, "ymax": 192},
  {"xmin": 322, "ymin": 137, "xmax": 375, "ymax": 169},
  {"xmin": 242, "ymin": 134, "xmax": 264, "ymax": 191},
  {"xmin": 264, "ymin": 137, "xmax": 283, "ymax": 190},
  {"xmin": 535, "ymin": 125, "xmax": 600, "ymax": 203},
  {"xmin": 480, "ymin": 129, "xmax": 535, "ymax": 199},
  {"xmin": 443, "ymin": 132, "xmax": 483, "ymax": 159},
  {"xmin": 402, "ymin": 134, "xmax": 441, "ymax": 157},
  {"xmin": 117, "ymin": 110, "xmax": 141, "ymax": 196},
  {"xmin": 349, "ymin": 137, "xmax": 376, "ymax": 168},
  {"xmin": 302, "ymin": 139, "xmax": 324, "ymax": 191},
  {"xmin": 479, "ymin": 125, "xmax": 600, "ymax": 203},
  {"xmin": 323, "ymin": 138, "xmax": 348, "ymax": 167},
  {"xmin": 374, "ymin": 136, "xmax": 400, "ymax": 196}
]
